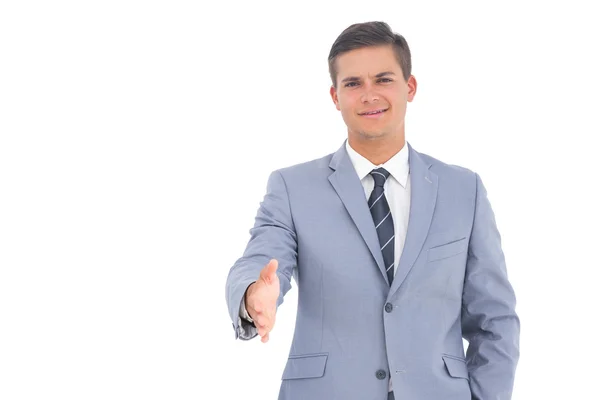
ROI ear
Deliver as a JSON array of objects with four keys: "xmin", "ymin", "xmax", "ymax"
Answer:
[
  {"xmin": 330, "ymin": 86, "xmax": 341, "ymax": 111},
  {"xmin": 407, "ymin": 75, "xmax": 417, "ymax": 102}
]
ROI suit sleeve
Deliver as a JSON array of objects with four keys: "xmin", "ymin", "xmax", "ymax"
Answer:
[
  {"xmin": 225, "ymin": 170, "xmax": 297, "ymax": 340},
  {"xmin": 462, "ymin": 172, "xmax": 520, "ymax": 399},
  {"xmin": 235, "ymin": 292, "xmax": 257, "ymax": 340}
]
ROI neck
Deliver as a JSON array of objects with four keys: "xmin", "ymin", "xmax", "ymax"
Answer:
[{"xmin": 347, "ymin": 133, "xmax": 406, "ymax": 166}]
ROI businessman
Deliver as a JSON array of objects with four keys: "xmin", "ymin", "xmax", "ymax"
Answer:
[{"xmin": 225, "ymin": 21, "xmax": 520, "ymax": 400}]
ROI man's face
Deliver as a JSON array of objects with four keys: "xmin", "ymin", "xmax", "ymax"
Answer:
[{"xmin": 330, "ymin": 45, "xmax": 417, "ymax": 140}]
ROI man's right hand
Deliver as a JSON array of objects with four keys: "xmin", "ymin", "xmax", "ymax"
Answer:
[{"xmin": 245, "ymin": 259, "xmax": 280, "ymax": 343}]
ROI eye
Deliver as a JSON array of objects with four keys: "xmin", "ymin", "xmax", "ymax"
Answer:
[{"xmin": 344, "ymin": 78, "xmax": 392, "ymax": 87}]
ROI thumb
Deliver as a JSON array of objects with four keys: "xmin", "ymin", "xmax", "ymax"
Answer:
[{"xmin": 260, "ymin": 259, "xmax": 278, "ymax": 284}]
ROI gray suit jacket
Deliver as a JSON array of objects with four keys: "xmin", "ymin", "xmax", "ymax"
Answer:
[{"xmin": 225, "ymin": 140, "xmax": 520, "ymax": 400}]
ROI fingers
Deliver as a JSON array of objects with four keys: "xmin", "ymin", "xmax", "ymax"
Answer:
[
  {"xmin": 268, "ymin": 259, "xmax": 279, "ymax": 276},
  {"xmin": 255, "ymin": 310, "xmax": 276, "ymax": 343},
  {"xmin": 256, "ymin": 323, "xmax": 269, "ymax": 337},
  {"xmin": 255, "ymin": 314, "xmax": 275, "ymax": 333},
  {"xmin": 259, "ymin": 259, "xmax": 279, "ymax": 285},
  {"xmin": 255, "ymin": 313, "xmax": 275, "ymax": 329},
  {"xmin": 253, "ymin": 299, "xmax": 274, "ymax": 316},
  {"xmin": 261, "ymin": 332, "xmax": 270, "ymax": 343}
]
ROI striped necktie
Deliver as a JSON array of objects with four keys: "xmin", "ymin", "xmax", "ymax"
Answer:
[{"xmin": 368, "ymin": 167, "xmax": 395, "ymax": 285}]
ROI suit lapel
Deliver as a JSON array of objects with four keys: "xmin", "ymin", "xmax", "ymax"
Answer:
[
  {"xmin": 390, "ymin": 142, "xmax": 438, "ymax": 294},
  {"xmin": 328, "ymin": 141, "xmax": 388, "ymax": 283},
  {"xmin": 328, "ymin": 140, "xmax": 438, "ymax": 290}
]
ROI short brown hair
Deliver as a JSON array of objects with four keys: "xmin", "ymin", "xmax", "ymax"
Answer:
[{"xmin": 328, "ymin": 21, "xmax": 412, "ymax": 88}]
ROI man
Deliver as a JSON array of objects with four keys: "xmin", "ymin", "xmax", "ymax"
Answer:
[{"xmin": 225, "ymin": 21, "xmax": 520, "ymax": 400}]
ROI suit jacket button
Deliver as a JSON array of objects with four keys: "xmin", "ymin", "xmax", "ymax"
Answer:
[
  {"xmin": 376, "ymin": 369, "xmax": 387, "ymax": 380},
  {"xmin": 384, "ymin": 303, "xmax": 393, "ymax": 313}
]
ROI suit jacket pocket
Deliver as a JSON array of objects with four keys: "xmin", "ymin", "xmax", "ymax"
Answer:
[
  {"xmin": 281, "ymin": 353, "xmax": 328, "ymax": 380},
  {"xmin": 427, "ymin": 237, "xmax": 467, "ymax": 262},
  {"xmin": 442, "ymin": 354, "xmax": 469, "ymax": 380}
]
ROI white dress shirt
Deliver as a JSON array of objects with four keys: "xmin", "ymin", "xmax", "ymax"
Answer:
[
  {"xmin": 238, "ymin": 140, "xmax": 412, "ymax": 391},
  {"xmin": 344, "ymin": 140, "xmax": 411, "ymax": 279}
]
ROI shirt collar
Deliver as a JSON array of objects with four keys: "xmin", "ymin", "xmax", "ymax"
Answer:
[{"xmin": 345, "ymin": 139, "xmax": 410, "ymax": 188}]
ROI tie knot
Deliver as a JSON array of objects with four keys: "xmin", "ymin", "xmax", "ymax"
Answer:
[{"xmin": 370, "ymin": 168, "xmax": 390, "ymax": 188}]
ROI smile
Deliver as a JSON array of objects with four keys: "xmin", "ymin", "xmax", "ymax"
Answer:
[{"xmin": 359, "ymin": 108, "xmax": 388, "ymax": 118}]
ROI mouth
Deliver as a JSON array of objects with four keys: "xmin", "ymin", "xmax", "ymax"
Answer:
[{"xmin": 359, "ymin": 108, "xmax": 388, "ymax": 118}]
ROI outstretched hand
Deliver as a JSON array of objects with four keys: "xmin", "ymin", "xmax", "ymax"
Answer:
[{"xmin": 245, "ymin": 259, "xmax": 280, "ymax": 343}]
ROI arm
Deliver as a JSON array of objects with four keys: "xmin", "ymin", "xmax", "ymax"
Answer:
[
  {"xmin": 462, "ymin": 172, "xmax": 520, "ymax": 399},
  {"xmin": 225, "ymin": 170, "xmax": 297, "ymax": 340}
]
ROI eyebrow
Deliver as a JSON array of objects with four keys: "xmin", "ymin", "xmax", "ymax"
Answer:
[{"xmin": 340, "ymin": 71, "xmax": 396, "ymax": 84}]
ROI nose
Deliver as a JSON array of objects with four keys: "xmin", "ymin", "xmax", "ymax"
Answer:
[{"xmin": 360, "ymin": 82, "xmax": 380, "ymax": 104}]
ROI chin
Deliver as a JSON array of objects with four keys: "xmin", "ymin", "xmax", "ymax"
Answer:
[
  {"xmin": 356, "ymin": 129, "xmax": 387, "ymax": 139},
  {"xmin": 356, "ymin": 133, "xmax": 384, "ymax": 141}
]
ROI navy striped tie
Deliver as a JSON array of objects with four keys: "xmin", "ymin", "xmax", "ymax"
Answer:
[{"xmin": 368, "ymin": 168, "xmax": 395, "ymax": 285}]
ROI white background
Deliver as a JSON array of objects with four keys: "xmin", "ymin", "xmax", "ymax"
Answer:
[{"xmin": 1, "ymin": 1, "xmax": 599, "ymax": 399}]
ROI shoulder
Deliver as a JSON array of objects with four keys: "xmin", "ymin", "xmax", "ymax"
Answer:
[
  {"xmin": 412, "ymin": 146, "xmax": 478, "ymax": 191},
  {"xmin": 270, "ymin": 151, "xmax": 335, "ymax": 181}
]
